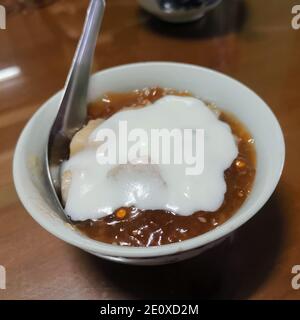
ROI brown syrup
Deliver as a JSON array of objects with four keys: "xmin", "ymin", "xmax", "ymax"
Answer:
[{"xmin": 74, "ymin": 88, "xmax": 256, "ymax": 247}]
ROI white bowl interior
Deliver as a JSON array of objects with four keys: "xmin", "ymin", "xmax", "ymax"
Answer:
[{"xmin": 13, "ymin": 62, "xmax": 285, "ymax": 258}]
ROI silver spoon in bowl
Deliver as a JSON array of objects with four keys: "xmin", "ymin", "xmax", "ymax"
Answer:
[{"xmin": 46, "ymin": 0, "xmax": 105, "ymax": 221}]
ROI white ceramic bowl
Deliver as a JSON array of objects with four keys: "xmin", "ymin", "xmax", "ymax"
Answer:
[{"xmin": 13, "ymin": 62, "xmax": 285, "ymax": 265}]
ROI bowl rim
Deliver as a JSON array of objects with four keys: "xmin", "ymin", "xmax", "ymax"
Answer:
[{"xmin": 13, "ymin": 61, "xmax": 285, "ymax": 258}]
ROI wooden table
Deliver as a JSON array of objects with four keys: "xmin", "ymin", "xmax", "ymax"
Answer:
[{"xmin": 0, "ymin": 0, "xmax": 299, "ymax": 300}]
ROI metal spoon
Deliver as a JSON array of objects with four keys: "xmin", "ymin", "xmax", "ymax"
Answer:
[{"xmin": 46, "ymin": 0, "xmax": 105, "ymax": 220}]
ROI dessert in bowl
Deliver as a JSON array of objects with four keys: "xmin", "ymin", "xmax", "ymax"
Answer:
[
  {"xmin": 63, "ymin": 88, "xmax": 255, "ymax": 247},
  {"xmin": 13, "ymin": 62, "xmax": 285, "ymax": 265}
]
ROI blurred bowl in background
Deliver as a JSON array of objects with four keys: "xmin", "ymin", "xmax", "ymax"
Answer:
[{"xmin": 138, "ymin": 0, "xmax": 222, "ymax": 23}]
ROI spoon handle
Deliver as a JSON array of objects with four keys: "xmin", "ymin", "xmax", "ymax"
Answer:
[
  {"xmin": 47, "ymin": 0, "xmax": 105, "ymax": 219},
  {"xmin": 52, "ymin": 0, "xmax": 105, "ymax": 137}
]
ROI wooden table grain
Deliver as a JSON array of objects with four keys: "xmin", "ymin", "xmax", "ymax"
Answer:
[{"xmin": 0, "ymin": 0, "xmax": 299, "ymax": 300}]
